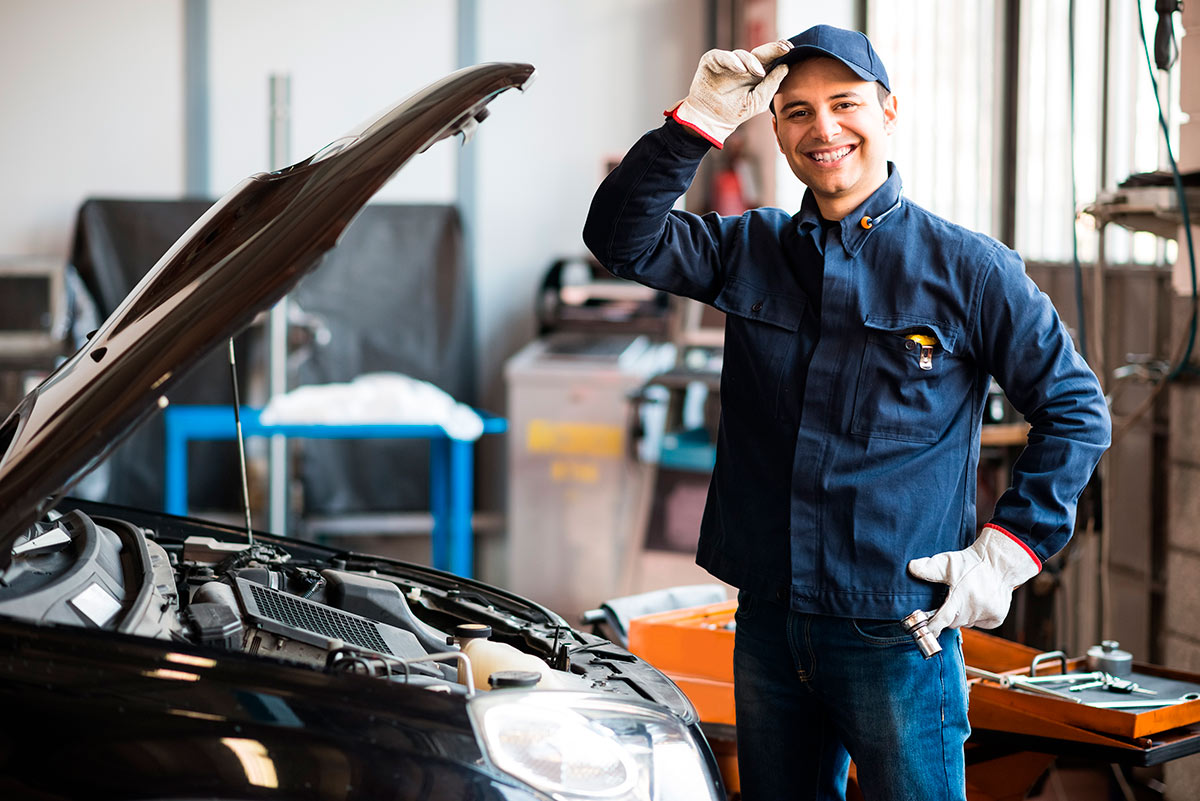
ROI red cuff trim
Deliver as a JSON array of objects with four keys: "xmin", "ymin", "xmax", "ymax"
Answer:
[
  {"xmin": 664, "ymin": 103, "xmax": 723, "ymax": 149},
  {"xmin": 985, "ymin": 524, "xmax": 1042, "ymax": 572}
]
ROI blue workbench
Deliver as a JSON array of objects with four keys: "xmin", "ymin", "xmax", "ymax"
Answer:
[{"xmin": 162, "ymin": 405, "xmax": 506, "ymax": 578}]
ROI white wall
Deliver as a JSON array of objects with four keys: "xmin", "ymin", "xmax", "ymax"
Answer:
[
  {"xmin": 0, "ymin": 0, "xmax": 460, "ymax": 233},
  {"xmin": 206, "ymin": 0, "xmax": 457, "ymax": 200},
  {"xmin": 473, "ymin": 0, "xmax": 705, "ymax": 402},
  {"xmin": 0, "ymin": 0, "xmax": 186, "ymax": 257}
]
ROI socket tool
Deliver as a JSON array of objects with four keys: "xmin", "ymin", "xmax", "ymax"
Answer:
[{"xmin": 901, "ymin": 609, "xmax": 941, "ymax": 658}]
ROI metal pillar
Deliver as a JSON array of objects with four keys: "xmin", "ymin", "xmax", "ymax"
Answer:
[{"xmin": 267, "ymin": 74, "xmax": 291, "ymax": 535}]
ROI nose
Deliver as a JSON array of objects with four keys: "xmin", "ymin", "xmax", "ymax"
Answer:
[{"xmin": 811, "ymin": 108, "xmax": 841, "ymax": 141}]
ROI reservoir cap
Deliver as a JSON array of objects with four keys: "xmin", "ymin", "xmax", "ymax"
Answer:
[
  {"xmin": 488, "ymin": 670, "xmax": 542, "ymax": 689},
  {"xmin": 448, "ymin": 623, "xmax": 493, "ymax": 645}
]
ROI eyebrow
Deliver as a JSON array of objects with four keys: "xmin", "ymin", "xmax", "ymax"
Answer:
[{"xmin": 778, "ymin": 90, "xmax": 866, "ymax": 114}]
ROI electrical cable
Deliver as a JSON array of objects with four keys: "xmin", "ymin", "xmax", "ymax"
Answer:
[
  {"xmin": 1137, "ymin": 0, "xmax": 1198, "ymax": 380},
  {"xmin": 1071, "ymin": 0, "xmax": 1112, "ymax": 646},
  {"xmin": 1069, "ymin": 0, "xmax": 1089, "ymax": 362}
]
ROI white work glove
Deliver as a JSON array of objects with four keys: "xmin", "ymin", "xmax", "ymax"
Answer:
[
  {"xmin": 907, "ymin": 525, "xmax": 1041, "ymax": 640},
  {"xmin": 670, "ymin": 40, "xmax": 793, "ymax": 148}
]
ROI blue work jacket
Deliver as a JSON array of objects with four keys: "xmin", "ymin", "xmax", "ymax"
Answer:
[{"xmin": 583, "ymin": 121, "xmax": 1111, "ymax": 619}]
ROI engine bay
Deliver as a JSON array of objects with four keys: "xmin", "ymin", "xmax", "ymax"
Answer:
[{"xmin": 0, "ymin": 506, "xmax": 660, "ymax": 703}]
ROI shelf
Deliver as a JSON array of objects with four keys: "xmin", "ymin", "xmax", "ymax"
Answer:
[
  {"xmin": 981, "ymin": 422, "xmax": 1029, "ymax": 447},
  {"xmin": 1085, "ymin": 185, "xmax": 1200, "ymax": 240}
]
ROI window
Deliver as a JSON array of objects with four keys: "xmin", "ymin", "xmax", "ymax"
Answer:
[
  {"xmin": 852, "ymin": 0, "xmax": 1174, "ymax": 265},
  {"xmin": 869, "ymin": 0, "xmax": 1001, "ymax": 239}
]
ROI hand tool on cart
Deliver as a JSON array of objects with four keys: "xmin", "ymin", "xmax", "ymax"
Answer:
[
  {"xmin": 1067, "ymin": 674, "xmax": 1156, "ymax": 694},
  {"xmin": 1085, "ymin": 693, "xmax": 1200, "ymax": 709},
  {"xmin": 1019, "ymin": 671, "xmax": 1105, "ymax": 685},
  {"xmin": 965, "ymin": 665, "xmax": 1083, "ymax": 702}
]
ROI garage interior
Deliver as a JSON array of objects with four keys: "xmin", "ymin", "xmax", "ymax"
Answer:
[{"xmin": 4, "ymin": 0, "xmax": 1200, "ymax": 798}]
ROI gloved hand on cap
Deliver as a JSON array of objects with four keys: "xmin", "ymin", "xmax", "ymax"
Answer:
[
  {"xmin": 669, "ymin": 40, "xmax": 792, "ymax": 148},
  {"xmin": 907, "ymin": 525, "xmax": 1041, "ymax": 640}
]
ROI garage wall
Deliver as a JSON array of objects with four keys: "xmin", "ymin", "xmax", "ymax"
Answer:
[
  {"xmin": 0, "ymin": 0, "xmax": 702, "ymax": 573},
  {"xmin": 206, "ymin": 0, "xmax": 458, "ymax": 202},
  {"xmin": 0, "ymin": 0, "xmax": 700, "ymax": 412},
  {"xmin": 472, "ymin": 0, "xmax": 705, "ymax": 405},
  {"xmin": 0, "ymin": 0, "xmax": 186, "ymax": 257},
  {"xmin": 0, "ymin": 0, "xmax": 458, "ymax": 253}
]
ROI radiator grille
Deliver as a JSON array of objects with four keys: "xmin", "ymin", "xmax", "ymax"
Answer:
[{"xmin": 247, "ymin": 583, "xmax": 392, "ymax": 655}]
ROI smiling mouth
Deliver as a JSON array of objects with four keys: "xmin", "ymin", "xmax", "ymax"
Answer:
[{"xmin": 806, "ymin": 145, "xmax": 855, "ymax": 164}]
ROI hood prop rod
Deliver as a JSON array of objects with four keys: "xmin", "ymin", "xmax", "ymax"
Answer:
[{"xmin": 228, "ymin": 339, "xmax": 255, "ymax": 546}]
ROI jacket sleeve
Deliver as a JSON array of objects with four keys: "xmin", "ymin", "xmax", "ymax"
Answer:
[
  {"xmin": 974, "ymin": 245, "xmax": 1111, "ymax": 563},
  {"xmin": 582, "ymin": 120, "xmax": 741, "ymax": 303}
]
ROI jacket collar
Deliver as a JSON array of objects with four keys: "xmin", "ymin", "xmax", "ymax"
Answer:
[{"xmin": 795, "ymin": 164, "xmax": 903, "ymax": 257}]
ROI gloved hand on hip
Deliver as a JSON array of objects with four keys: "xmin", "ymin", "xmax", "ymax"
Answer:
[
  {"xmin": 907, "ymin": 525, "xmax": 1041, "ymax": 640},
  {"xmin": 669, "ymin": 40, "xmax": 793, "ymax": 148}
]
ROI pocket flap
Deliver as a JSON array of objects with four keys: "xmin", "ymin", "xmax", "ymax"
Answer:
[{"xmin": 714, "ymin": 279, "xmax": 807, "ymax": 332}]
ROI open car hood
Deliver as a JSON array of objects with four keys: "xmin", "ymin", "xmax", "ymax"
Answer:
[{"xmin": 0, "ymin": 63, "xmax": 536, "ymax": 565}]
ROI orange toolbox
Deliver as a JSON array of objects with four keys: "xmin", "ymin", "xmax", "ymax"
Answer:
[
  {"xmin": 627, "ymin": 600, "xmax": 1200, "ymax": 801},
  {"xmin": 627, "ymin": 600, "xmax": 740, "ymax": 792},
  {"xmin": 628, "ymin": 599, "xmax": 737, "ymax": 725}
]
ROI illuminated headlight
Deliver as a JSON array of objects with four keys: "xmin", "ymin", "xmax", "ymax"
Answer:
[{"xmin": 468, "ymin": 691, "xmax": 723, "ymax": 801}]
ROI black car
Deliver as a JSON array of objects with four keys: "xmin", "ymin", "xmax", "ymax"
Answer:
[{"xmin": 0, "ymin": 63, "xmax": 725, "ymax": 801}]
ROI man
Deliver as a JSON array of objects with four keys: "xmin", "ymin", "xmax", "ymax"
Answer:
[{"xmin": 583, "ymin": 24, "xmax": 1110, "ymax": 801}]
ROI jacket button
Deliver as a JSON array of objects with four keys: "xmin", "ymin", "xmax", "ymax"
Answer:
[
  {"xmin": 751, "ymin": 301, "xmax": 763, "ymax": 312},
  {"xmin": 905, "ymin": 339, "xmax": 916, "ymax": 351}
]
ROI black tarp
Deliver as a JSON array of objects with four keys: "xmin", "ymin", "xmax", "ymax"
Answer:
[{"xmin": 69, "ymin": 198, "xmax": 472, "ymax": 520}]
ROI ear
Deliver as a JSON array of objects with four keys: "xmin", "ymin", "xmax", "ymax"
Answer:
[
  {"xmin": 882, "ymin": 93, "xmax": 898, "ymax": 135},
  {"xmin": 771, "ymin": 114, "xmax": 784, "ymax": 154}
]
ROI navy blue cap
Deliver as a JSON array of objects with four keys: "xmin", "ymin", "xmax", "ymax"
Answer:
[{"xmin": 772, "ymin": 25, "xmax": 890, "ymax": 93}]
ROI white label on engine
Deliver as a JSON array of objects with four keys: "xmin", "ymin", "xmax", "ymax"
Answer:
[{"xmin": 70, "ymin": 582, "xmax": 123, "ymax": 627}]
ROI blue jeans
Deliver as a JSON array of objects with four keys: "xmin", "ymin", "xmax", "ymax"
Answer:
[{"xmin": 733, "ymin": 590, "xmax": 969, "ymax": 801}]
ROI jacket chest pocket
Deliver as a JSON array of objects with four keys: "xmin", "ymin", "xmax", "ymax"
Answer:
[
  {"xmin": 850, "ymin": 315, "xmax": 965, "ymax": 443},
  {"xmin": 714, "ymin": 281, "xmax": 808, "ymax": 418}
]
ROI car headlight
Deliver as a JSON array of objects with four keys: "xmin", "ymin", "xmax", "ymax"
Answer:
[{"xmin": 468, "ymin": 690, "xmax": 723, "ymax": 801}]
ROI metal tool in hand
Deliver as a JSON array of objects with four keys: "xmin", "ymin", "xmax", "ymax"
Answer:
[{"xmin": 901, "ymin": 609, "xmax": 941, "ymax": 658}]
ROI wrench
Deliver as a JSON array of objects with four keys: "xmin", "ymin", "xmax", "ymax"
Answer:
[
  {"xmin": 1087, "ymin": 692, "xmax": 1200, "ymax": 709},
  {"xmin": 1021, "ymin": 671, "xmax": 1105, "ymax": 685}
]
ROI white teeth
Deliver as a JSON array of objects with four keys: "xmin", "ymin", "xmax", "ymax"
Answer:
[{"xmin": 810, "ymin": 146, "xmax": 852, "ymax": 163}]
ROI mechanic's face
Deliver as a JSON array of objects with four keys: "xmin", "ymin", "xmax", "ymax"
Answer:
[{"xmin": 772, "ymin": 57, "xmax": 897, "ymax": 220}]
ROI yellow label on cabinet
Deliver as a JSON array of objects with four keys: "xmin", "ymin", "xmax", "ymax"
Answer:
[
  {"xmin": 550, "ymin": 460, "xmax": 600, "ymax": 483},
  {"xmin": 526, "ymin": 420, "xmax": 623, "ymax": 457}
]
